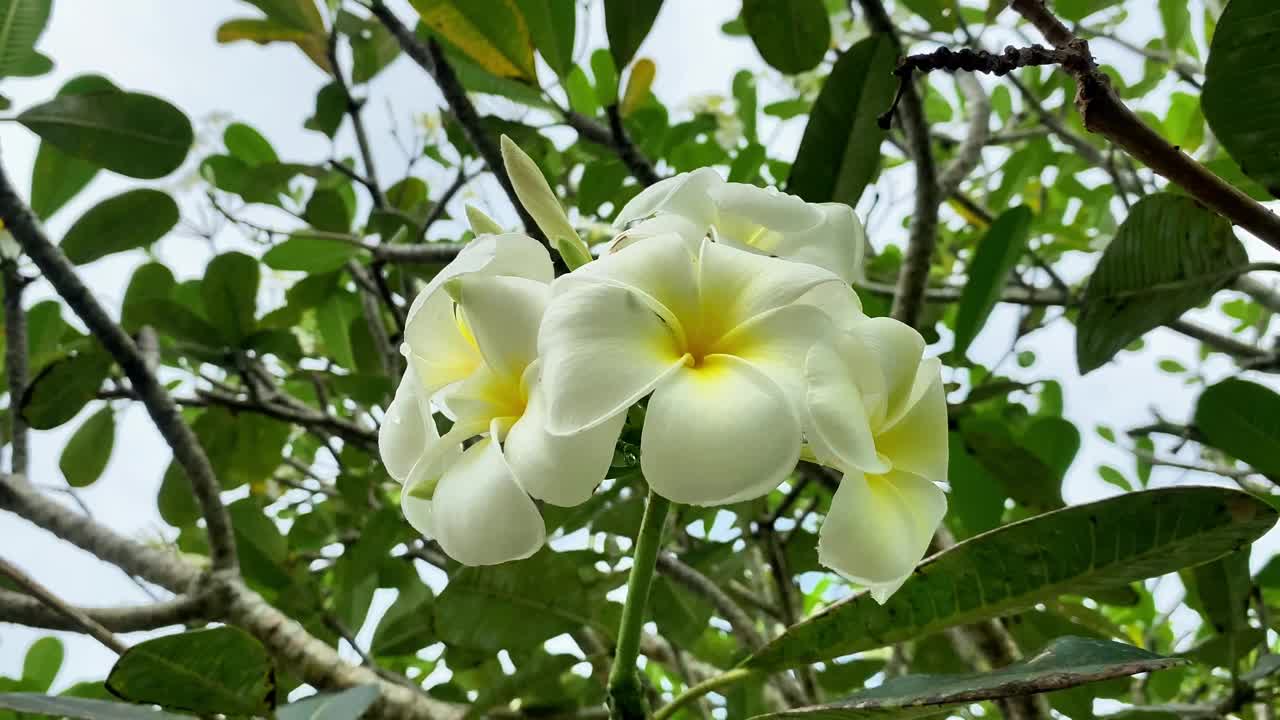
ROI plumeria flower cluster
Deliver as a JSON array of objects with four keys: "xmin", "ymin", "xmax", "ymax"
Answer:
[{"xmin": 379, "ymin": 139, "xmax": 948, "ymax": 602}]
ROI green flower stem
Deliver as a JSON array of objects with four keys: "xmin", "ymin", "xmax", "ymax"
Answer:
[
  {"xmin": 607, "ymin": 489, "xmax": 671, "ymax": 720},
  {"xmin": 652, "ymin": 668, "xmax": 759, "ymax": 720}
]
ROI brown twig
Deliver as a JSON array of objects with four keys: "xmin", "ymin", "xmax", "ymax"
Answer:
[
  {"xmin": 0, "ymin": 556, "xmax": 129, "ymax": 654},
  {"xmin": 3, "ymin": 260, "xmax": 28, "ymax": 477}
]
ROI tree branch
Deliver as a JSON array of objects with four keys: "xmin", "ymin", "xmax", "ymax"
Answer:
[
  {"xmin": 367, "ymin": 1, "xmax": 548, "ymax": 248},
  {"xmin": 0, "ymin": 165, "xmax": 238, "ymax": 572},
  {"xmin": 0, "ymin": 588, "xmax": 205, "ymax": 633},
  {"xmin": 0, "ymin": 557, "xmax": 129, "ymax": 654},
  {"xmin": 857, "ymin": 0, "xmax": 941, "ymax": 330},
  {"xmin": 1003, "ymin": 0, "xmax": 1280, "ymax": 250},
  {"xmin": 937, "ymin": 73, "xmax": 991, "ymax": 198},
  {"xmin": 3, "ymin": 260, "xmax": 28, "ymax": 477}
]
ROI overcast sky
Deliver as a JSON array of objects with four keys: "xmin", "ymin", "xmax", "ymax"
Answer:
[{"xmin": 1, "ymin": 0, "xmax": 1276, "ymax": 692}]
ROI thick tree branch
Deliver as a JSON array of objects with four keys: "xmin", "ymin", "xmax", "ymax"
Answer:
[
  {"xmin": 655, "ymin": 553, "xmax": 766, "ymax": 651},
  {"xmin": 605, "ymin": 106, "xmax": 662, "ymax": 188},
  {"xmin": 0, "ymin": 557, "xmax": 129, "ymax": 654},
  {"xmin": 0, "ymin": 588, "xmax": 205, "ymax": 633},
  {"xmin": 367, "ymin": 1, "xmax": 548, "ymax": 248},
  {"xmin": 3, "ymin": 260, "xmax": 28, "ymax": 476},
  {"xmin": 0, "ymin": 165, "xmax": 238, "ymax": 572},
  {"xmin": 937, "ymin": 73, "xmax": 990, "ymax": 198},
  {"xmin": 998, "ymin": 0, "xmax": 1280, "ymax": 249}
]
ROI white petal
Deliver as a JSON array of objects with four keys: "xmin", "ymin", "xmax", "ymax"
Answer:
[
  {"xmin": 710, "ymin": 182, "xmax": 824, "ymax": 245},
  {"xmin": 557, "ymin": 232, "xmax": 701, "ymax": 329},
  {"xmin": 440, "ymin": 363, "xmax": 526, "ymax": 429},
  {"xmin": 803, "ymin": 341, "xmax": 887, "ymax": 475},
  {"xmin": 610, "ymin": 214, "xmax": 706, "ymax": 253},
  {"xmin": 771, "ymin": 203, "xmax": 866, "ymax": 284},
  {"xmin": 505, "ymin": 378, "xmax": 626, "ymax": 506},
  {"xmin": 712, "ymin": 303, "xmax": 835, "ymax": 402},
  {"xmin": 404, "ymin": 233, "xmax": 553, "ymax": 323},
  {"xmin": 454, "ymin": 274, "xmax": 549, "ymax": 382},
  {"xmin": 429, "ymin": 438, "xmax": 546, "ymax": 565},
  {"xmin": 538, "ymin": 282, "xmax": 687, "ymax": 435},
  {"xmin": 848, "ymin": 317, "xmax": 926, "ymax": 426},
  {"xmin": 404, "ymin": 291, "xmax": 481, "ymax": 396},
  {"xmin": 875, "ymin": 358, "xmax": 949, "ymax": 483},
  {"xmin": 379, "ymin": 364, "xmax": 438, "ymax": 483},
  {"xmin": 613, "ymin": 168, "xmax": 722, "ymax": 229},
  {"xmin": 817, "ymin": 469, "xmax": 946, "ymax": 603},
  {"xmin": 696, "ymin": 239, "xmax": 845, "ymax": 340},
  {"xmin": 797, "ymin": 281, "xmax": 865, "ymax": 332},
  {"xmin": 641, "ymin": 355, "xmax": 801, "ymax": 505}
]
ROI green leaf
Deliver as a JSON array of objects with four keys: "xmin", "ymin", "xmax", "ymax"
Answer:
[
  {"xmin": 157, "ymin": 461, "xmax": 200, "ymax": 528},
  {"xmin": 18, "ymin": 91, "xmax": 194, "ymax": 179},
  {"xmin": 371, "ymin": 584, "xmax": 434, "ymax": 657},
  {"xmin": 1076, "ymin": 193, "xmax": 1247, "ymax": 373},
  {"xmin": 202, "ymin": 251, "xmax": 259, "ymax": 345},
  {"xmin": 276, "ymin": 686, "xmax": 379, "ymax": 720},
  {"xmin": 264, "ymin": 235, "xmax": 362, "ymax": 273},
  {"xmin": 336, "ymin": 11, "xmax": 400, "ymax": 84},
  {"xmin": 1203, "ymin": 0, "xmax": 1280, "ymax": 198},
  {"xmin": 514, "ymin": 0, "xmax": 574, "ymax": 77},
  {"xmin": 0, "ymin": 694, "xmax": 191, "ymax": 720},
  {"xmin": 465, "ymin": 652, "xmax": 577, "ymax": 719},
  {"xmin": 953, "ymin": 206, "xmax": 1033, "ymax": 355},
  {"xmin": 1189, "ymin": 550, "xmax": 1251, "ymax": 638},
  {"xmin": 411, "ymin": 0, "xmax": 536, "ymax": 82},
  {"xmin": 318, "ymin": 292, "xmax": 356, "ymax": 368},
  {"xmin": 21, "ymin": 349, "xmax": 112, "ymax": 430},
  {"xmin": 434, "ymin": 550, "xmax": 601, "ymax": 651},
  {"xmin": 223, "ymin": 122, "xmax": 277, "ymax": 166},
  {"xmin": 105, "ymin": 627, "xmax": 276, "ymax": 717},
  {"xmin": 30, "ymin": 75, "xmax": 117, "ymax": 219},
  {"xmin": 22, "ymin": 637, "xmax": 62, "ymax": 692},
  {"xmin": 751, "ymin": 637, "xmax": 1183, "ymax": 719},
  {"xmin": 786, "ymin": 34, "xmax": 897, "ymax": 209},
  {"xmin": 1194, "ymin": 378, "xmax": 1280, "ymax": 477},
  {"xmin": 305, "ymin": 82, "xmax": 346, "ymax": 138},
  {"xmin": 741, "ymin": 0, "xmax": 830, "ymax": 74},
  {"xmin": 0, "ymin": 0, "xmax": 50, "ymax": 78},
  {"xmin": 121, "ymin": 262, "xmax": 176, "ymax": 333},
  {"xmin": 60, "ymin": 189, "xmax": 179, "ymax": 265},
  {"xmin": 59, "ymin": 406, "xmax": 115, "ymax": 488},
  {"xmin": 1023, "ymin": 416, "xmax": 1081, "ymax": 482},
  {"xmin": 960, "ymin": 418, "xmax": 1063, "ymax": 511},
  {"xmin": 604, "ymin": 0, "xmax": 663, "ymax": 69},
  {"xmin": 745, "ymin": 486, "xmax": 1278, "ymax": 670}
]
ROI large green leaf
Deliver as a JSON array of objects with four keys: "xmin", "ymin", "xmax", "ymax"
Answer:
[
  {"xmin": 276, "ymin": 686, "xmax": 379, "ymax": 720},
  {"xmin": 604, "ymin": 0, "xmax": 663, "ymax": 69},
  {"xmin": 751, "ymin": 637, "xmax": 1183, "ymax": 719},
  {"xmin": 201, "ymin": 251, "xmax": 260, "ymax": 345},
  {"xmin": 0, "ymin": 694, "xmax": 191, "ymax": 719},
  {"xmin": 434, "ymin": 550, "xmax": 603, "ymax": 651},
  {"xmin": 411, "ymin": 0, "xmax": 536, "ymax": 82},
  {"xmin": 264, "ymin": 235, "xmax": 362, "ymax": 274},
  {"xmin": 1194, "ymin": 378, "xmax": 1280, "ymax": 477},
  {"xmin": 1076, "ymin": 193, "xmax": 1247, "ymax": 374},
  {"xmin": 59, "ymin": 406, "xmax": 115, "ymax": 488},
  {"xmin": 745, "ymin": 486, "xmax": 1277, "ymax": 670},
  {"xmin": 29, "ymin": 75, "xmax": 117, "ymax": 219},
  {"xmin": 20, "ymin": 349, "xmax": 112, "ymax": 430},
  {"xmin": 513, "ymin": 0, "xmax": 573, "ymax": 77},
  {"xmin": 105, "ymin": 627, "xmax": 276, "ymax": 717},
  {"xmin": 1188, "ymin": 550, "xmax": 1251, "ymax": 643},
  {"xmin": 371, "ymin": 583, "xmax": 434, "ymax": 657},
  {"xmin": 786, "ymin": 34, "xmax": 897, "ymax": 209},
  {"xmin": 741, "ymin": 0, "xmax": 830, "ymax": 74},
  {"xmin": 953, "ymin": 206, "xmax": 1033, "ymax": 356},
  {"xmin": 60, "ymin": 189, "xmax": 179, "ymax": 265},
  {"xmin": 18, "ymin": 91, "xmax": 194, "ymax": 179},
  {"xmin": 1203, "ymin": 0, "xmax": 1280, "ymax": 198},
  {"xmin": 0, "ymin": 0, "xmax": 50, "ymax": 78}
]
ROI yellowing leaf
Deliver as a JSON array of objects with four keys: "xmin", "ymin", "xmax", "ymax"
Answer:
[
  {"xmin": 411, "ymin": 0, "xmax": 536, "ymax": 82},
  {"xmin": 620, "ymin": 58, "xmax": 655, "ymax": 116},
  {"xmin": 216, "ymin": 18, "xmax": 330, "ymax": 73}
]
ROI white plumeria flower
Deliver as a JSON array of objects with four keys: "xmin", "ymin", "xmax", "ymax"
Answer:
[
  {"xmin": 611, "ymin": 168, "xmax": 866, "ymax": 283},
  {"xmin": 538, "ymin": 232, "xmax": 862, "ymax": 506},
  {"xmin": 802, "ymin": 317, "xmax": 949, "ymax": 603},
  {"xmin": 380, "ymin": 233, "xmax": 624, "ymax": 566}
]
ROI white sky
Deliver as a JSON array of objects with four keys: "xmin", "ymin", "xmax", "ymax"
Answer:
[{"xmin": 1, "ymin": 0, "xmax": 1276, "ymax": 693}]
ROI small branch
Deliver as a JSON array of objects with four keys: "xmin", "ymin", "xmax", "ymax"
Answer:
[
  {"xmin": 367, "ymin": 1, "xmax": 548, "ymax": 248},
  {"xmin": 655, "ymin": 553, "xmax": 765, "ymax": 651},
  {"xmin": 652, "ymin": 669, "xmax": 758, "ymax": 720},
  {"xmin": 605, "ymin": 106, "xmax": 661, "ymax": 187},
  {"xmin": 3, "ymin": 260, "xmax": 28, "ymax": 476},
  {"xmin": 0, "ymin": 556, "xmax": 129, "ymax": 654},
  {"xmin": 0, "ymin": 165, "xmax": 239, "ymax": 573},
  {"xmin": 936, "ymin": 73, "xmax": 991, "ymax": 198},
  {"xmin": 347, "ymin": 260, "xmax": 399, "ymax": 379},
  {"xmin": 0, "ymin": 588, "xmax": 206, "ymax": 633},
  {"xmin": 328, "ymin": 31, "xmax": 385, "ymax": 209}
]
